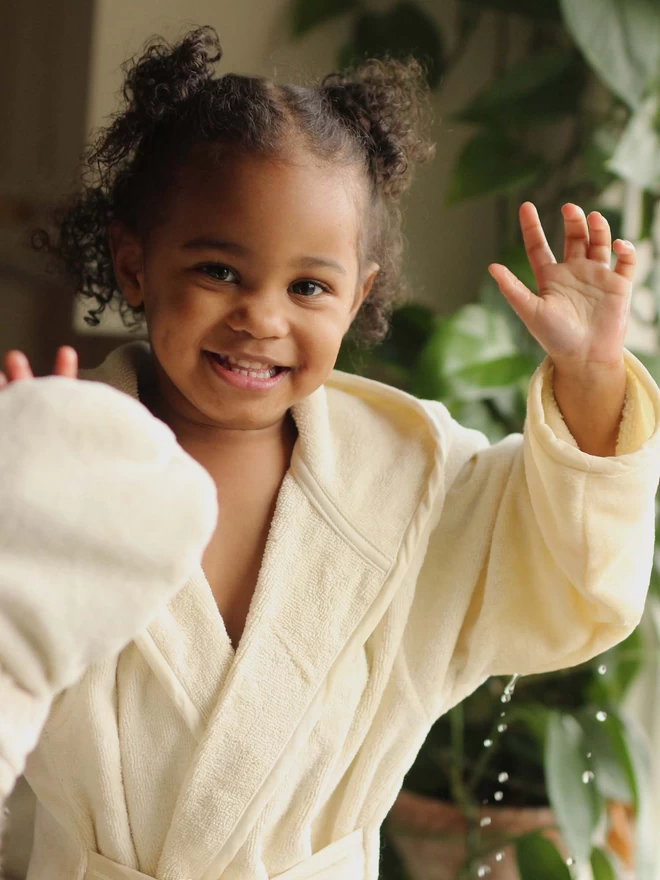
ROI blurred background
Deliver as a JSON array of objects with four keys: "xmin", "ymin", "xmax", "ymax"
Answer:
[{"xmin": 2, "ymin": 1, "xmax": 660, "ymax": 878}]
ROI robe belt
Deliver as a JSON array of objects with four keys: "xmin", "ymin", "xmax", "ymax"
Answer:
[{"xmin": 84, "ymin": 828, "xmax": 365, "ymax": 880}]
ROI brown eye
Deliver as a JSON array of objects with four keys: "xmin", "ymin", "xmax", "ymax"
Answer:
[
  {"xmin": 291, "ymin": 280, "xmax": 328, "ymax": 297},
  {"xmin": 199, "ymin": 264, "xmax": 236, "ymax": 282}
]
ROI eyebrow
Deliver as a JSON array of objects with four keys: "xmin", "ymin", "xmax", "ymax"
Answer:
[{"xmin": 181, "ymin": 237, "xmax": 347, "ymax": 276}]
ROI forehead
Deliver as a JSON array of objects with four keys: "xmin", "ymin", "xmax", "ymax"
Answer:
[{"xmin": 158, "ymin": 147, "xmax": 364, "ymax": 268}]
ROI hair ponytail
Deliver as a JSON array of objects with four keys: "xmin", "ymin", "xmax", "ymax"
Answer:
[{"xmin": 321, "ymin": 57, "xmax": 435, "ymax": 199}]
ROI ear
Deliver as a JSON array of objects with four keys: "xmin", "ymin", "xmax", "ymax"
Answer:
[
  {"xmin": 350, "ymin": 261, "xmax": 380, "ymax": 321},
  {"xmin": 109, "ymin": 220, "xmax": 145, "ymax": 308}
]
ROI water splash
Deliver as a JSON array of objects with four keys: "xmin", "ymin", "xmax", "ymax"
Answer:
[
  {"xmin": 598, "ymin": 664, "xmax": 607, "ymax": 675},
  {"xmin": 480, "ymin": 816, "xmax": 492, "ymax": 827},
  {"xmin": 495, "ymin": 852, "xmax": 504, "ymax": 862},
  {"xmin": 500, "ymin": 673, "xmax": 521, "ymax": 704},
  {"xmin": 483, "ymin": 738, "xmax": 493, "ymax": 748},
  {"xmin": 477, "ymin": 866, "xmax": 491, "ymax": 877},
  {"xmin": 596, "ymin": 711, "xmax": 608, "ymax": 722},
  {"xmin": 497, "ymin": 723, "xmax": 508, "ymax": 733},
  {"xmin": 566, "ymin": 857, "xmax": 575, "ymax": 866},
  {"xmin": 498, "ymin": 772, "xmax": 509, "ymax": 783},
  {"xmin": 493, "ymin": 791, "xmax": 504, "ymax": 801},
  {"xmin": 582, "ymin": 770, "xmax": 595, "ymax": 784}
]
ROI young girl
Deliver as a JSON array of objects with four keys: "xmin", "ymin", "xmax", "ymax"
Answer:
[{"xmin": 1, "ymin": 24, "xmax": 659, "ymax": 880}]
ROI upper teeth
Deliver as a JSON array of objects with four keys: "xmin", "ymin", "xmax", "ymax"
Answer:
[{"xmin": 225, "ymin": 355, "xmax": 275, "ymax": 370}]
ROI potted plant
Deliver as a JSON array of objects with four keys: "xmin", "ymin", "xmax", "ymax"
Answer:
[{"xmin": 295, "ymin": 0, "xmax": 660, "ymax": 876}]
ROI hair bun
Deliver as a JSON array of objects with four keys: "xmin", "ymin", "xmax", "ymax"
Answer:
[
  {"xmin": 322, "ymin": 56, "xmax": 435, "ymax": 198},
  {"xmin": 123, "ymin": 25, "xmax": 222, "ymax": 125}
]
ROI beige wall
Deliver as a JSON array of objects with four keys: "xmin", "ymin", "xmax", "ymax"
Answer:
[{"xmin": 78, "ymin": 0, "xmax": 502, "ymax": 336}]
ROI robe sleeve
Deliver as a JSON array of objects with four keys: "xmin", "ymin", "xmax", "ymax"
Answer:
[
  {"xmin": 0, "ymin": 375, "xmax": 218, "ymax": 850},
  {"xmin": 409, "ymin": 348, "xmax": 660, "ymax": 715}
]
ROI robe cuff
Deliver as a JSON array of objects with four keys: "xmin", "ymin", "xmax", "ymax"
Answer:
[{"xmin": 541, "ymin": 351, "xmax": 657, "ymax": 456}]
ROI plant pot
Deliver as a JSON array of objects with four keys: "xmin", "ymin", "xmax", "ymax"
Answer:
[{"xmin": 385, "ymin": 789, "xmax": 566, "ymax": 880}]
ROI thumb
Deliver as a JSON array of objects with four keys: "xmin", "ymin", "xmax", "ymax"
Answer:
[{"xmin": 488, "ymin": 264, "xmax": 539, "ymax": 330}]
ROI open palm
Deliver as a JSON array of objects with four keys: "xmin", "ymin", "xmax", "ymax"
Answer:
[{"xmin": 489, "ymin": 203, "xmax": 636, "ymax": 369}]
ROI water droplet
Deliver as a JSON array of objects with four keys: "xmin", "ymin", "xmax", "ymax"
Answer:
[
  {"xmin": 477, "ymin": 866, "xmax": 491, "ymax": 877},
  {"xmin": 566, "ymin": 857, "xmax": 575, "ymax": 866},
  {"xmin": 582, "ymin": 770, "xmax": 595, "ymax": 784},
  {"xmin": 497, "ymin": 723, "xmax": 508, "ymax": 733},
  {"xmin": 482, "ymin": 799, "xmax": 489, "ymax": 805},
  {"xmin": 596, "ymin": 711, "xmax": 608, "ymax": 722},
  {"xmin": 495, "ymin": 852, "xmax": 504, "ymax": 862},
  {"xmin": 586, "ymin": 752, "xmax": 592, "ymax": 759},
  {"xmin": 500, "ymin": 711, "xmax": 506, "ymax": 718},
  {"xmin": 498, "ymin": 772, "xmax": 509, "ymax": 783},
  {"xmin": 503, "ymin": 673, "xmax": 520, "ymax": 697},
  {"xmin": 494, "ymin": 791, "xmax": 504, "ymax": 801},
  {"xmin": 483, "ymin": 738, "xmax": 493, "ymax": 748},
  {"xmin": 598, "ymin": 664, "xmax": 607, "ymax": 675},
  {"xmin": 480, "ymin": 816, "xmax": 492, "ymax": 827},
  {"xmin": 500, "ymin": 693, "xmax": 511, "ymax": 704}
]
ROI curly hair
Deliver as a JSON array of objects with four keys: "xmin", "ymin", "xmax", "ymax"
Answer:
[{"xmin": 32, "ymin": 25, "xmax": 436, "ymax": 349}]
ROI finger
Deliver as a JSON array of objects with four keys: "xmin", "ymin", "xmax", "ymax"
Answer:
[
  {"xmin": 613, "ymin": 239, "xmax": 637, "ymax": 282},
  {"xmin": 3, "ymin": 350, "xmax": 34, "ymax": 381},
  {"xmin": 54, "ymin": 345, "xmax": 79, "ymax": 378},
  {"xmin": 519, "ymin": 202, "xmax": 556, "ymax": 279},
  {"xmin": 586, "ymin": 211, "xmax": 612, "ymax": 265},
  {"xmin": 562, "ymin": 203, "xmax": 589, "ymax": 262},
  {"xmin": 488, "ymin": 264, "xmax": 540, "ymax": 330}
]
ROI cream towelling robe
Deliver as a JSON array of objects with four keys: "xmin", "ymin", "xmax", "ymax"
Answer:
[{"xmin": 1, "ymin": 340, "xmax": 659, "ymax": 879}]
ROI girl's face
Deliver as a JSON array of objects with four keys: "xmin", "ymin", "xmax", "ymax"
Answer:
[{"xmin": 111, "ymin": 147, "xmax": 378, "ymax": 437}]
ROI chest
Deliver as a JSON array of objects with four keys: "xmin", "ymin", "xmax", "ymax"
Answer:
[{"xmin": 201, "ymin": 487, "xmax": 278, "ymax": 651}]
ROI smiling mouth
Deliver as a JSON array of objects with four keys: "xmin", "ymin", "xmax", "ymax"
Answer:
[{"xmin": 206, "ymin": 352, "xmax": 289, "ymax": 377}]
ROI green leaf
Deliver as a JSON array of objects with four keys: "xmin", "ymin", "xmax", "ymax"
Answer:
[
  {"xmin": 292, "ymin": 0, "xmax": 358, "ymax": 37},
  {"xmin": 634, "ymin": 351, "xmax": 660, "ymax": 384},
  {"xmin": 411, "ymin": 303, "xmax": 541, "ymax": 405},
  {"xmin": 452, "ymin": 353, "xmax": 539, "ymax": 398},
  {"xmin": 337, "ymin": 41, "xmax": 358, "ymax": 72},
  {"xmin": 582, "ymin": 128, "xmax": 620, "ymax": 192},
  {"xmin": 508, "ymin": 704, "xmax": 551, "ymax": 750},
  {"xmin": 349, "ymin": 1, "xmax": 444, "ymax": 88},
  {"xmin": 456, "ymin": 51, "xmax": 586, "ymax": 127},
  {"xmin": 559, "ymin": 0, "xmax": 660, "ymax": 109},
  {"xmin": 591, "ymin": 627, "xmax": 644, "ymax": 704},
  {"xmin": 545, "ymin": 713, "xmax": 602, "ymax": 866},
  {"xmin": 446, "ymin": 401, "xmax": 509, "ymax": 441},
  {"xmin": 446, "ymin": 133, "xmax": 545, "ymax": 204},
  {"xmin": 608, "ymin": 95, "xmax": 660, "ymax": 192},
  {"xmin": 515, "ymin": 833, "xmax": 572, "ymax": 880},
  {"xmin": 590, "ymin": 847, "xmax": 616, "ymax": 880},
  {"xmin": 461, "ymin": 0, "xmax": 561, "ymax": 19},
  {"xmin": 576, "ymin": 711, "xmax": 636, "ymax": 805},
  {"xmin": 618, "ymin": 713, "xmax": 657, "ymax": 878}
]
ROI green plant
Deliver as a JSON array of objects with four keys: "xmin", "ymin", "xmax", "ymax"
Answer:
[{"xmin": 293, "ymin": 0, "xmax": 660, "ymax": 877}]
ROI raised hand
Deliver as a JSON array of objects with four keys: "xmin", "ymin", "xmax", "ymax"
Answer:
[
  {"xmin": 488, "ymin": 202, "xmax": 636, "ymax": 456},
  {"xmin": 488, "ymin": 202, "xmax": 635, "ymax": 371},
  {"xmin": 0, "ymin": 346, "xmax": 78, "ymax": 388}
]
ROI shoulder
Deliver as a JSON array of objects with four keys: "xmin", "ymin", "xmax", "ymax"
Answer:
[{"xmin": 325, "ymin": 368, "xmax": 489, "ymax": 461}]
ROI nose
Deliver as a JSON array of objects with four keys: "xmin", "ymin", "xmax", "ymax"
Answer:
[{"xmin": 224, "ymin": 287, "xmax": 289, "ymax": 339}]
